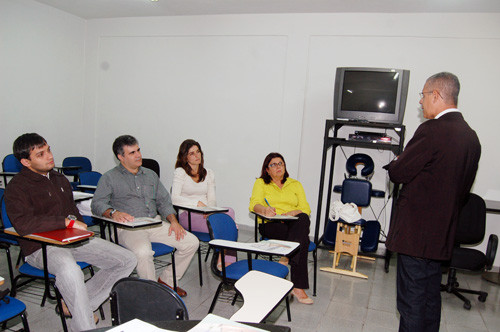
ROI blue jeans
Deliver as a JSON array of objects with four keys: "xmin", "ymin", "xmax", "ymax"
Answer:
[{"xmin": 26, "ymin": 237, "xmax": 137, "ymax": 331}]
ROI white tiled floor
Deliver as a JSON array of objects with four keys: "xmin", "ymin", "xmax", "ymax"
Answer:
[{"xmin": 1, "ymin": 225, "xmax": 499, "ymax": 331}]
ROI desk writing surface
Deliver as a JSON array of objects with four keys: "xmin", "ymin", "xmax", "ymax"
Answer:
[
  {"xmin": 4, "ymin": 227, "xmax": 93, "ymax": 245},
  {"xmin": 73, "ymin": 191, "xmax": 94, "ymax": 201},
  {"xmin": 92, "ymin": 215, "xmax": 162, "ymax": 228},
  {"xmin": 485, "ymin": 199, "xmax": 500, "ymax": 213},
  {"xmin": 77, "ymin": 185, "xmax": 97, "ymax": 190},
  {"xmin": 209, "ymin": 239, "xmax": 299, "ymax": 256},
  {"xmin": 251, "ymin": 211, "xmax": 298, "ymax": 221},
  {"xmin": 173, "ymin": 204, "xmax": 229, "ymax": 213}
]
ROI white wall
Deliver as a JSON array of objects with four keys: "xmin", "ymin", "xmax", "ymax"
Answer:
[
  {"xmin": 2, "ymin": 0, "xmax": 500, "ymax": 266},
  {"xmin": 0, "ymin": 0, "xmax": 87, "ymax": 168}
]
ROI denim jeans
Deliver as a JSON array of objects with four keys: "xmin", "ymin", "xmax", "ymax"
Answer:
[{"xmin": 26, "ymin": 237, "xmax": 137, "ymax": 331}]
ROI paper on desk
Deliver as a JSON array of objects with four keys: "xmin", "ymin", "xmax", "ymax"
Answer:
[
  {"xmin": 250, "ymin": 240, "xmax": 293, "ymax": 254},
  {"xmin": 188, "ymin": 314, "xmax": 266, "ymax": 332},
  {"xmin": 107, "ymin": 318, "xmax": 174, "ymax": 332}
]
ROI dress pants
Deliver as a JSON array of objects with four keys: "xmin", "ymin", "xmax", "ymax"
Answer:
[
  {"xmin": 26, "ymin": 237, "xmax": 137, "ymax": 332},
  {"xmin": 118, "ymin": 221, "xmax": 199, "ymax": 285},
  {"xmin": 396, "ymin": 253, "xmax": 442, "ymax": 332},
  {"xmin": 259, "ymin": 213, "xmax": 310, "ymax": 289}
]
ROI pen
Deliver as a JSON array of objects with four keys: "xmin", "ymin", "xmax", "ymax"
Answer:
[{"xmin": 264, "ymin": 198, "xmax": 272, "ymax": 207}]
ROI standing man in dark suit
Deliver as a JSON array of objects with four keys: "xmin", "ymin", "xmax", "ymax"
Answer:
[{"xmin": 384, "ymin": 72, "xmax": 481, "ymax": 332}]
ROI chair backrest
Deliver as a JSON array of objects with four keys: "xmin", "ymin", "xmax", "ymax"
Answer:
[
  {"xmin": 230, "ymin": 270, "xmax": 293, "ymax": 323},
  {"xmin": 79, "ymin": 171, "xmax": 102, "ymax": 186},
  {"xmin": 142, "ymin": 158, "xmax": 160, "ymax": 177},
  {"xmin": 1, "ymin": 196, "xmax": 13, "ymax": 229},
  {"xmin": 2, "ymin": 154, "xmax": 22, "ymax": 172},
  {"xmin": 110, "ymin": 277, "xmax": 188, "ymax": 325},
  {"xmin": 207, "ymin": 213, "xmax": 238, "ymax": 242},
  {"xmin": 340, "ymin": 178, "xmax": 372, "ymax": 207},
  {"xmin": 62, "ymin": 156, "xmax": 92, "ymax": 176},
  {"xmin": 454, "ymin": 193, "xmax": 486, "ymax": 245}
]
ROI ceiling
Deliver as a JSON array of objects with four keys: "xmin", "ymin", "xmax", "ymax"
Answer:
[{"xmin": 33, "ymin": 0, "xmax": 500, "ymax": 19}]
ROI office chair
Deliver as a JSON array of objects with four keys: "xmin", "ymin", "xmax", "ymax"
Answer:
[
  {"xmin": 0, "ymin": 291, "xmax": 30, "ymax": 332},
  {"xmin": 207, "ymin": 213, "xmax": 291, "ymax": 321},
  {"xmin": 441, "ymin": 193, "xmax": 498, "ymax": 310},
  {"xmin": 321, "ymin": 153, "xmax": 383, "ymax": 279},
  {"xmin": 142, "ymin": 158, "xmax": 160, "ymax": 177},
  {"xmin": 110, "ymin": 277, "xmax": 188, "ymax": 325}
]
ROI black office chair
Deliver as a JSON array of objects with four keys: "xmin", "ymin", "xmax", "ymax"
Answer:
[
  {"xmin": 441, "ymin": 193, "xmax": 498, "ymax": 310},
  {"xmin": 142, "ymin": 158, "xmax": 160, "ymax": 177},
  {"xmin": 110, "ymin": 277, "xmax": 188, "ymax": 325}
]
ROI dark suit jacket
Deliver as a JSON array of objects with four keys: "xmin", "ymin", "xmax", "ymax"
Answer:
[{"xmin": 385, "ymin": 112, "xmax": 481, "ymax": 260}]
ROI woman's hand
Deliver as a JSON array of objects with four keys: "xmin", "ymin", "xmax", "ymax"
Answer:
[
  {"xmin": 284, "ymin": 210, "xmax": 301, "ymax": 217},
  {"xmin": 263, "ymin": 206, "xmax": 277, "ymax": 217}
]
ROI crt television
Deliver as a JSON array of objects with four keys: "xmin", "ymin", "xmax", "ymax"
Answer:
[{"xmin": 333, "ymin": 67, "xmax": 410, "ymax": 125}]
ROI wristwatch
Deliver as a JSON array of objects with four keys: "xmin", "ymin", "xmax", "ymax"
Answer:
[
  {"xmin": 67, "ymin": 215, "xmax": 77, "ymax": 228},
  {"xmin": 109, "ymin": 209, "xmax": 117, "ymax": 218}
]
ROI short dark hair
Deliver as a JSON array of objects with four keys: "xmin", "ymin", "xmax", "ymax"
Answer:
[
  {"xmin": 427, "ymin": 72, "xmax": 460, "ymax": 106},
  {"xmin": 175, "ymin": 139, "xmax": 207, "ymax": 182},
  {"xmin": 13, "ymin": 133, "xmax": 47, "ymax": 161},
  {"xmin": 259, "ymin": 152, "xmax": 289, "ymax": 184},
  {"xmin": 112, "ymin": 135, "xmax": 138, "ymax": 158}
]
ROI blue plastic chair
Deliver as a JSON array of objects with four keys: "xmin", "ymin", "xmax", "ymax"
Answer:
[
  {"xmin": 2, "ymin": 154, "xmax": 22, "ymax": 172},
  {"xmin": 0, "ymin": 295, "xmax": 30, "ymax": 331},
  {"xmin": 2, "ymin": 154, "xmax": 23, "ymax": 186},
  {"xmin": 207, "ymin": 213, "xmax": 291, "ymax": 320},
  {"xmin": 151, "ymin": 242, "xmax": 178, "ymax": 292},
  {"xmin": 0, "ymin": 190, "xmax": 22, "ymax": 288},
  {"xmin": 78, "ymin": 171, "xmax": 102, "ymax": 193},
  {"xmin": 62, "ymin": 156, "xmax": 92, "ymax": 190}
]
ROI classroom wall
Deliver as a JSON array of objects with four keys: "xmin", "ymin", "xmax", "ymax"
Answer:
[
  {"xmin": 2, "ymin": 0, "xmax": 500, "ymax": 265},
  {"xmin": 0, "ymin": 0, "xmax": 88, "ymax": 165}
]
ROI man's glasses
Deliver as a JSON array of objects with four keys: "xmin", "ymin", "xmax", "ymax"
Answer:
[
  {"xmin": 419, "ymin": 90, "xmax": 443, "ymax": 99},
  {"xmin": 269, "ymin": 162, "xmax": 284, "ymax": 168}
]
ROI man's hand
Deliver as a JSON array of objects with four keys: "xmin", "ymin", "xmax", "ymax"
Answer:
[
  {"xmin": 66, "ymin": 218, "xmax": 88, "ymax": 230},
  {"xmin": 112, "ymin": 211, "xmax": 134, "ymax": 223},
  {"xmin": 166, "ymin": 214, "xmax": 186, "ymax": 241}
]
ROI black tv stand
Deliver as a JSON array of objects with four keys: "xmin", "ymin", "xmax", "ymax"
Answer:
[{"xmin": 314, "ymin": 119, "xmax": 405, "ymax": 272}]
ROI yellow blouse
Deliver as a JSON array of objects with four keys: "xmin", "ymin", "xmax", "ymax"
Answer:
[{"xmin": 249, "ymin": 178, "xmax": 311, "ymax": 219}]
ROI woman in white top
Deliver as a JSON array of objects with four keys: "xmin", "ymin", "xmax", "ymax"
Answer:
[{"xmin": 172, "ymin": 139, "xmax": 235, "ymax": 233}]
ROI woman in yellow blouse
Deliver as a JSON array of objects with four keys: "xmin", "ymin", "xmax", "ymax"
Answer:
[{"xmin": 249, "ymin": 152, "xmax": 313, "ymax": 304}]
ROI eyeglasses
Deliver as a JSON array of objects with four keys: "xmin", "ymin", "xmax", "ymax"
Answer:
[
  {"xmin": 419, "ymin": 91, "xmax": 433, "ymax": 98},
  {"xmin": 419, "ymin": 90, "xmax": 443, "ymax": 99},
  {"xmin": 269, "ymin": 162, "xmax": 284, "ymax": 168}
]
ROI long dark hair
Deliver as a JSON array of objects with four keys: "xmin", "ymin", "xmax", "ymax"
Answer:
[
  {"xmin": 259, "ymin": 152, "xmax": 289, "ymax": 184},
  {"xmin": 175, "ymin": 139, "xmax": 207, "ymax": 182}
]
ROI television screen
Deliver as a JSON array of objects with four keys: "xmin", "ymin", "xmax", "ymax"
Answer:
[{"xmin": 334, "ymin": 67, "xmax": 410, "ymax": 125}]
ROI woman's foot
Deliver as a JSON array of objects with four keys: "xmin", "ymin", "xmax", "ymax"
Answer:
[{"xmin": 292, "ymin": 288, "xmax": 313, "ymax": 304}]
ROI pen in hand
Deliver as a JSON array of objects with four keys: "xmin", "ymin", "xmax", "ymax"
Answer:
[{"xmin": 264, "ymin": 198, "xmax": 277, "ymax": 217}]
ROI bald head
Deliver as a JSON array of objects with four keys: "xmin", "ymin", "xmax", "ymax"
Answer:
[{"xmin": 426, "ymin": 72, "xmax": 460, "ymax": 107}]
